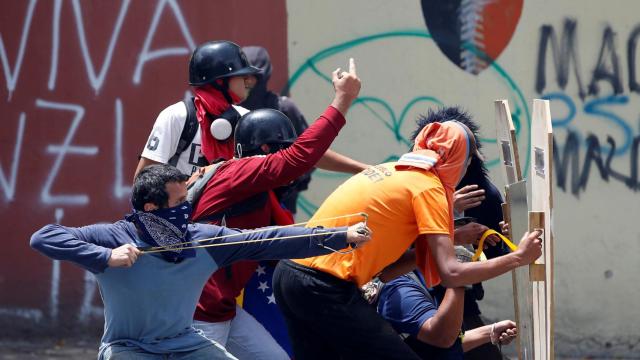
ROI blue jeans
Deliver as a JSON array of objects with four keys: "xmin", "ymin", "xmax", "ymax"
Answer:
[
  {"xmin": 193, "ymin": 306, "xmax": 289, "ymax": 360},
  {"xmin": 100, "ymin": 343, "xmax": 237, "ymax": 360}
]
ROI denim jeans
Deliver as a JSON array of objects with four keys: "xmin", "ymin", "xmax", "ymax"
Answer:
[
  {"xmin": 100, "ymin": 343, "xmax": 237, "ymax": 360},
  {"xmin": 193, "ymin": 306, "xmax": 289, "ymax": 360}
]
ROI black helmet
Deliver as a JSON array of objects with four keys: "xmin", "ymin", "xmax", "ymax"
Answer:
[
  {"xmin": 234, "ymin": 109, "xmax": 297, "ymax": 157},
  {"xmin": 188, "ymin": 41, "xmax": 260, "ymax": 86}
]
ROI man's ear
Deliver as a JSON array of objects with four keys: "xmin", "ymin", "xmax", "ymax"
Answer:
[
  {"xmin": 259, "ymin": 144, "xmax": 270, "ymax": 153},
  {"xmin": 143, "ymin": 203, "xmax": 159, "ymax": 212}
]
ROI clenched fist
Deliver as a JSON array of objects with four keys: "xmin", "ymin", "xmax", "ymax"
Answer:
[
  {"xmin": 108, "ymin": 244, "xmax": 141, "ymax": 268},
  {"xmin": 514, "ymin": 230, "xmax": 543, "ymax": 265}
]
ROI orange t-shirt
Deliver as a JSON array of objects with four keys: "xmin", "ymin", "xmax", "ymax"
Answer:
[{"xmin": 294, "ymin": 162, "xmax": 452, "ymax": 287}]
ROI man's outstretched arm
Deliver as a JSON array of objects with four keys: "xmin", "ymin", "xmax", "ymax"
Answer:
[
  {"xmin": 203, "ymin": 222, "xmax": 370, "ymax": 268},
  {"xmin": 424, "ymin": 230, "xmax": 542, "ymax": 288}
]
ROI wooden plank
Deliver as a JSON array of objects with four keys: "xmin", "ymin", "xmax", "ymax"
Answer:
[
  {"xmin": 495, "ymin": 100, "xmax": 523, "ymax": 183},
  {"xmin": 528, "ymin": 211, "xmax": 545, "ymax": 283},
  {"xmin": 530, "ymin": 99, "xmax": 555, "ymax": 359},
  {"xmin": 506, "ymin": 180, "xmax": 534, "ymax": 359},
  {"xmin": 495, "ymin": 99, "xmax": 534, "ymax": 359}
]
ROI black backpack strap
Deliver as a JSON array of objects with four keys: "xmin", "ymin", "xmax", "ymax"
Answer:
[{"xmin": 169, "ymin": 97, "xmax": 200, "ymax": 167}]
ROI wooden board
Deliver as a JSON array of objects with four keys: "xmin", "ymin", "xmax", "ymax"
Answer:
[
  {"xmin": 530, "ymin": 99, "xmax": 555, "ymax": 360},
  {"xmin": 495, "ymin": 100, "xmax": 522, "ymax": 183},
  {"xmin": 506, "ymin": 180, "xmax": 535, "ymax": 359},
  {"xmin": 494, "ymin": 99, "xmax": 534, "ymax": 359}
]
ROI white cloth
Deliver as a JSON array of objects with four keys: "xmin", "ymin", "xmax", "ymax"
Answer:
[
  {"xmin": 193, "ymin": 306, "xmax": 289, "ymax": 360},
  {"xmin": 141, "ymin": 101, "xmax": 249, "ymax": 175}
]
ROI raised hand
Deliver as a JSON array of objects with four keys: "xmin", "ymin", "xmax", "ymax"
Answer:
[
  {"xmin": 331, "ymin": 58, "xmax": 361, "ymax": 116},
  {"xmin": 453, "ymin": 184, "xmax": 485, "ymax": 213}
]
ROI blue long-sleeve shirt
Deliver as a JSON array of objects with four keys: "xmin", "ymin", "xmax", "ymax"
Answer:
[{"xmin": 30, "ymin": 221, "xmax": 347, "ymax": 356}]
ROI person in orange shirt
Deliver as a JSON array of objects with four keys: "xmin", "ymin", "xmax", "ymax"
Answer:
[{"xmin": 272, "ymin": 120, "xmax": 543, "ymax": 360}]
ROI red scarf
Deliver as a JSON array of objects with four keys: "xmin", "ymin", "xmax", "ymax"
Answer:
[{"xmin": 193, "ymin": 84, "xmax": 241, "ymax": 163}]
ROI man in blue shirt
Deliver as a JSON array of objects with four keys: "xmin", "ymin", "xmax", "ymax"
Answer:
[
  {"xmin": 377, "ymin": 268, "xmax": 516, "ymax": 359},
  {"xmin": 30, "ymin": 164, "xmax": 370, "ymax": 359}
]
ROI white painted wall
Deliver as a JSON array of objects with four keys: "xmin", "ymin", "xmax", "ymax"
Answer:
[{"xmin": 287, "ymin": 0, "xmax": 640, "ymax": 356}]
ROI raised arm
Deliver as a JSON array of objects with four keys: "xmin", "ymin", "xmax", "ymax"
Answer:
[
  {"xmin": 279, "ymin": 67, "xmax": 368, "ymax": 175},
  {"xmin": 194, "ymin": 60, "xmax": 362, "ymax": 216}
]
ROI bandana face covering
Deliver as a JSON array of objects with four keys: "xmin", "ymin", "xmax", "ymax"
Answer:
[{"xmin": 126, "ymin": 201, "xmax": 195, "ymax": 263}]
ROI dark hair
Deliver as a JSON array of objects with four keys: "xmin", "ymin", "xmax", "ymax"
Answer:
[
  {"xmin": 412, "ymin": 106, "xmax": 488, "ymax": 177},
  {"xmin": 131, "ymin": 165, "xmax": 189, "ymax": 211}
]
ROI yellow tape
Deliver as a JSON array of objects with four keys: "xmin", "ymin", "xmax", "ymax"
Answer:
[{"xmin": 472, "ymin": 229, "xmax": 518, "ymax": 261}]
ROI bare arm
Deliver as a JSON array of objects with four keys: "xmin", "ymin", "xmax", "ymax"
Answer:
[
  {"xmin": 461, "ymin": 320, "xmax": 517, "ymax": 352},
  {"xmin": 416, "ymin": 287, "xmax": 465, "ymax": 348},
  {"xmin": 378, "ymin": 223, "xmax": 501, "ymax": 283},
  {"xmin": 425, "ymin": 230, "xmax": 542, "ymax": 288},
  {"xmin": 460, "ymin": 324, "xmax": 491, "ymax": 352},
  {"xmin": 133, "ymin": 157, "xmax": 162, "ymax": 182},
  {"xmin": 316, "ymin": 149, "xmax": 368, "ymax": 174}
]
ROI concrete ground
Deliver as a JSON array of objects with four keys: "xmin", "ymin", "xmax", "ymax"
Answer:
[
  {"xmin": 0, "ymin": 338, "xmax": 631, "ymax": 360},
  {"xmin": 0, "ymin": 338, "xmax": 97, "ymax": 359}
]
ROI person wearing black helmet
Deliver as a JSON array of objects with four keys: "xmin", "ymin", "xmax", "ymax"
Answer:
[
  {"xmin": 187, "ymin": 59, "xmax": 362, "ymax": 360},
  {"xmin": 134, "ymin": 40, "xmax": 259, "ymax": 178}
]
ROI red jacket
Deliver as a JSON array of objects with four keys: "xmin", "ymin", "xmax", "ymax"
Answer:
[{"xmin": 192, "ymin": 106, "xmax": 346, "ymax": 322}]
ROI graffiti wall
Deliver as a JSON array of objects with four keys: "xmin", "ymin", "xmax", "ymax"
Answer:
[
  {"xmin": 287, "ymin": 0, "xmax": 639, "ymax": 356},
  {"xmin": 2, "ymin": 0, "xmax": 638, "ymax": 357},
  {"xmin": 0, "ymin": 0, "xmax": 288, "ymax": 333}
]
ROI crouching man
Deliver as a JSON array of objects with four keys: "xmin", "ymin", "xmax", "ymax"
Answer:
[{"xmin": 30, "ymin": 164, "xmax": 370, "ymax": 360}]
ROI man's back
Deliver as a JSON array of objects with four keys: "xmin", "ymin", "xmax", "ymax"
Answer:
[{"xmin": 295, "ymin": 163, "xmax": 451, "ymax": 286}]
